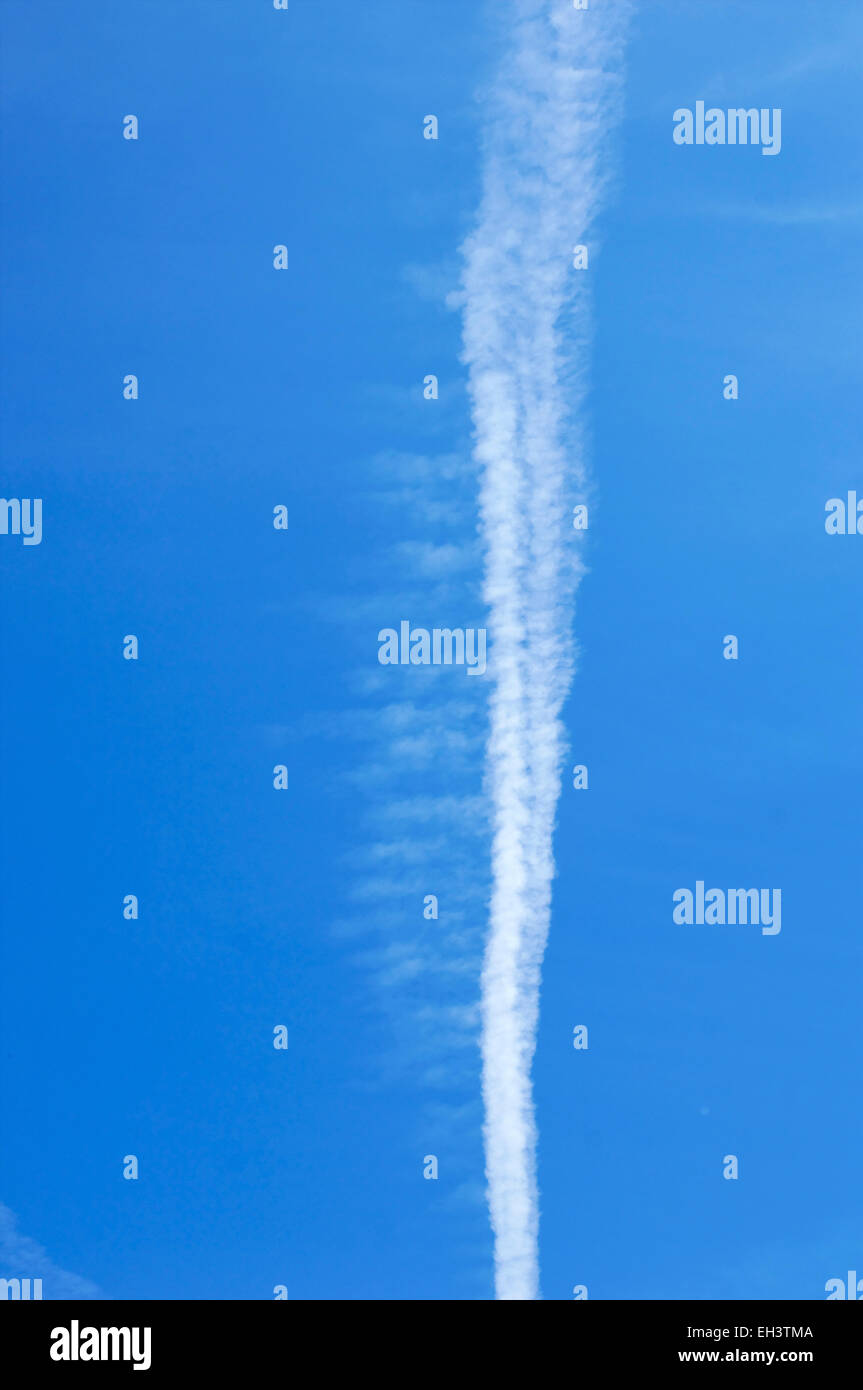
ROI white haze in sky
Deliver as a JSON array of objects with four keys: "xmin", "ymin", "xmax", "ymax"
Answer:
[
  {"xmin": 461, "ymin": 0, "xmax": 632, "ymax": 1300},
  {"xmin": 0, "ymin": 1203, "xmax": 101, "ymax": 1299}
]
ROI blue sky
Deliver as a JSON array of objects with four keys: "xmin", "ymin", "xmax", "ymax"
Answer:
[{"xmin": 1, "ymin": 0, "xmax": 861, "ymax": 1300}]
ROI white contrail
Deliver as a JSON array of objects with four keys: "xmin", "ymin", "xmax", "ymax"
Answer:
[{"xmin": 461, "ymin": 0, "xmax": 632, "ymax": 1300}]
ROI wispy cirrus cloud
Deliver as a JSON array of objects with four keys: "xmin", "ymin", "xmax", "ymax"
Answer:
[
  {"xmin": 460, "ymin": 0, "xmax": 632, "ymax": 1300},
  {"xmin": 0, "ymin": 1203, "xmax": 101, "ymax": 1299}
]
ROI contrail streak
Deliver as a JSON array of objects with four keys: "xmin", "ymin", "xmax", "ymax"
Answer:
[{"xmin": 460, "ymin": 0, "xmax": 632, "ymax": 1301}]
